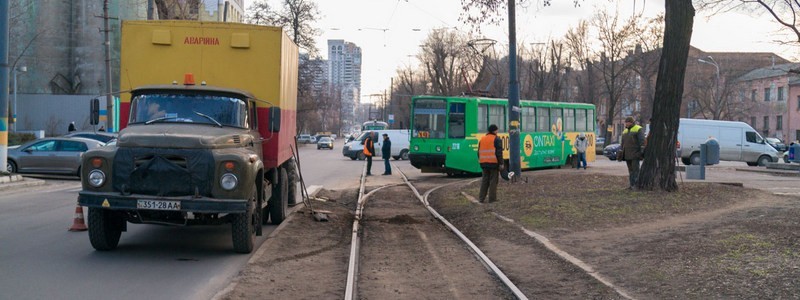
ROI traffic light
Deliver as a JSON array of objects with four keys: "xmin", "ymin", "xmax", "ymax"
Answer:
[{"xmin": 90, "ymin": 98, "xmax": 100, "ymax": 125}]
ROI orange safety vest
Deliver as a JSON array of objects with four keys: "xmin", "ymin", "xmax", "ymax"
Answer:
[
  {"xmin": 363, "ymin": 139, "xmax": 373, "ymax": 157},
  {"xmin": 478, "ymin": 134, "xmax": 498, "ymax": 164}
]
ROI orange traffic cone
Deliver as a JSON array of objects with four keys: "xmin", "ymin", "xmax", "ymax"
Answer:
[{"xmin": 69, "ymin": 205, "xmax": 88, "ymax": 232}]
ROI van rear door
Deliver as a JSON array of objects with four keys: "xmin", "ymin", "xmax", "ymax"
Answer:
[{"xmin": 718, "ymin": 127, "xmax": 742, "ymax": 161}]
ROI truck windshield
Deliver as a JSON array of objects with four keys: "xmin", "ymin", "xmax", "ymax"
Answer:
[{"xmin": 129, "ymin": 93, "xmax": 249, "ymax": 127}]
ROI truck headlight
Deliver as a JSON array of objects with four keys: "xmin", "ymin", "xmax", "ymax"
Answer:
[
  {"xmin": 88, "ymin": 170, "xmax": 106, "ymax": 187},
  {"xmin": 220, "ymin": 173, "xmax": 238, "ymax": 190}
]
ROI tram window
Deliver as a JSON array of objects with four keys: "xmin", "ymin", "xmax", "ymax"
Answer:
[
  {"xmin": 449, "ymin": 103, "xmax": 466, "ymax": 138},
  {"xmin": 588, "ymin": 109, "xmax": 595, "ymax": 131},
  {"xmin": 536, "ymin": 107, "xmax": 549, "ymax": 132},
  {"xmin": 564, "ymin": 109, "xmax": 575, "ymax": 132},
  {"xmin": 576, "ymin": 109, "xmax": 587, "ymax": 131},
  {"xmin": 550, "ymin": 108, "xmax": 562, "ymax": 131},
  {"xmin": 522, "ymin": 107, "xmax": 535, "ymax": 132},
  {"xmin": 489, "ymin": 105, "xmax": 506, "ymax": 132},
  {"xmin": 413, "ymin": 99, "xmax": 447, "ymax": 138},
  {"xmin": 478, "ymin": 105, "xmax": 488, "ymax": 132}
]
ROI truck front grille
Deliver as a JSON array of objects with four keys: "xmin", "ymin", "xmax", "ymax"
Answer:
[{"xmin": 113, "ymin": 148, "xmax": 214, "ymax": 197}]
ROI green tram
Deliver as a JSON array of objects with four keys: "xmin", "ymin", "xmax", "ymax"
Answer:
[{"xmin": 408, "ymin": 96, "xmax": 597, "ymax": 175}]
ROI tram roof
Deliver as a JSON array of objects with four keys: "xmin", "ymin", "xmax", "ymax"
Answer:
[{"xmin": 412, "ymin": 95, "xmax": 595, "ymax": 108}]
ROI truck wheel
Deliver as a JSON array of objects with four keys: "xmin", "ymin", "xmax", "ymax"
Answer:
[
  {"xmin": 689, "ymin": 153, "xmax": 701, "ymax": 165},
  {"xmin": 231, "ymin": 186, "xmax": 256, "ymax": 254},
  {"xmin": 357, "ymin": 152, "xmax": 365, "ymax": 160},
  {"xmin": 400, "ymin": 149, "xmax": 409, "ymax": 160},
  {"xmin": 269, "ymin": 167, "xmax": 289, "ymax": 224},
  {"xmin": 88, "ymin": 208, "xmax": 122, "ymax": 251},
  {"xmin": 757, "ymin": 155, "xmax": 772, "ymax": 166},
  {"xmin": 286, "ymin": 159, "xmax": 298, "ymax": 206}
]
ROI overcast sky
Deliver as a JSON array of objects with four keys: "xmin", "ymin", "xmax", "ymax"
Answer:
[{"xmin": 254, "ymin": 0, "xmax": 798, "ymax": 102}]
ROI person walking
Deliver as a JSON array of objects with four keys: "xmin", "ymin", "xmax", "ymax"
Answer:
[
  {"xmin": 381, "ymin": 133, "xmax": 392, "ymax": 175},
  {"xmin": 363, "ymin": 132, "xmax": 376, "ymax": 176},
  {"xmin": 618, "ymin": 116, "xmax": 645, "ymax": 190},
  {"xmin": 478, "ymin": 124, "xmax": 503, "ymax": 203},
  {"xmin": 98, "ymin": 125, "xmax": 106, "ymax": 132},
  {"xmin": 573, "ymin": 132, "xmax": 589, "ymax": 170},
  {"xmin": 68, "ymin": 122, "xmax": 77, "ymax": 133}
]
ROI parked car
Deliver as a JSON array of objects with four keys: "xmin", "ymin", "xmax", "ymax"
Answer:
[
  {"xmin": 64, "ymin": 131, "xmax": 117, "ymax": 143},
  {"xmin": 765, "ymin": 137, "xmax": 787, "ymax": 152},
  {"xmin": 317, "ymin": 137, "xmax": 334, "ymax": 150},
  {"xmin": 595, "ymin": 137, "xmax": 606, "ymax": 154},
  {"xmin": 6, "ymin": 137, "xmax": 106, "ymax": 176},
  {"xmin": 297, "ymin": 134, "xmax": 312, "ymax": 144},
  {"xmin": 603, "ymin": 143, "xmax": 621, "ymax": 161}
]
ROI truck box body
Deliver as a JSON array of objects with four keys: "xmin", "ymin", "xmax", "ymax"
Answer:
[
  {"xmin": 119, "ymin": 21, "xmax": 298, "ymax": 169},
  {"xmin": 678, "ymin": 118, "xmax": 778, "ymax": 165}
]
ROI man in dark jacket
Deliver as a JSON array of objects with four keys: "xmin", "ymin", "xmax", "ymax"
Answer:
[
  {"xmin": 381, "ymin": 133, "xmax": 392, "ymax": 175},
  {"xmin": 618, "ymin": 116, "xmax": 645, "ymax": 189},
  {"xmin": 363, "ymin": 132, "xmax": 376, "ymax": 176},
  {"xmin": 477, "ymin": 124, "xmax": 503, "ymax": 203}
]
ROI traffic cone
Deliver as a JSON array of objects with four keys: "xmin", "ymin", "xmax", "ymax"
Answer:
[{"xmin": 69, "ymin": 205, "xmax": 88, "ymax": 232}]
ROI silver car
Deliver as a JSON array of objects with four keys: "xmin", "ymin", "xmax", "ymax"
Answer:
[{"xmin": 6, "ymin": 137, "xmax": 106, "ymax": 176}]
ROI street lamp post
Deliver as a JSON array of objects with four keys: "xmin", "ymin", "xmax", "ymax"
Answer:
[
  {"xmin": 698, "ymin": 56, "xmax": 720, "ymax": 118},
  {"xmin": 12, "ymin": 65, "xmax": 26, "ymax": 132}
]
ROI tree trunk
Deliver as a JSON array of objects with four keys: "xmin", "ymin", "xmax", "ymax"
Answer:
[{"xmin": 637, "ymin": 0, "xmax": 694, "ymax": 192}]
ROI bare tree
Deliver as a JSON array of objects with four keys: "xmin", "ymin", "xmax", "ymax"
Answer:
[
  {"xmin": 564, "ymin": 20, "xmax": 599, "ymax": 106},
  {"xmin": 153, "ymin": 0, "xmax": 200, "ymax": 20},
  {"xmin": 630, "ymin": 14, "xmax": 665, "ymax": 124},
  {"xmin": 419, "ymin": 28, "xmax": 473, "ymax": 96},
  {"xmin": 250, "ymin": 0, "xmax": 321, "ymax": 55},
  {"xmin": 697, "ymin": 0, "xmax": 800, "ymax": 44},
  {"xmin": 637, "ymin": 0, "xmax": 695, "ymax": 192}
]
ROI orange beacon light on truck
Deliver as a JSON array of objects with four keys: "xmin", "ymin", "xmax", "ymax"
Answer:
[{"xmin": 184, "ymin": 73, "xmax": 196, "ymax": 85}]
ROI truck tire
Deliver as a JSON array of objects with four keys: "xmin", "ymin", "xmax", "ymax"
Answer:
[
  {"xmin": 757, "ymin": 155, "xmax": 772, "ymax": 166},
  {"xmin": 689, "ymin": 153, "xmax": 701, "ymax": 165},
  {"xmin": 286, "ymin": 159, "xmax": 298, "ymax": 206},
  {"xmin": 231, "ymin": 185, "xmax": 256, "ymax": 253},
  {"xmin": 88, "ymin": 208, "xmax": 122, "ymax": 251},
  {"xmin": 400, "ymin": 149, "xmax": 409, "ymax": 160},
  {"xmin": 269, "ymin": 167, "xmax": 289, "ymax": 224}
]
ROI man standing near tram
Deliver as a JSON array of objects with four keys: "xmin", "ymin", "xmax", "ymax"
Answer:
[{"xmin": 478, "ymin": 124, "xmax": 503, "ymax": 203}]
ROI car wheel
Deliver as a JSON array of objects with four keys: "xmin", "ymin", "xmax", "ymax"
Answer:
[
  {"xmin": 757, "ymin": 155, "xmax": 772, "ymax": 166},
  {"xmin": 357, "ymin": 152, "xmax": 365, "ymax": 160},
  {"xmin": 400, "ymin": 149, "xmax": 409, "ymax": 160},
  {"xmin": 784, "ymin": 155, "xmax": 790, "ymax": 163},
  {"xmin": 681, "ymin": 157, "xmax": 691, "ymax": 166},
  {"xmin": 6, "ymin": 160, "xmax": 16, "ymax": 173},
  {"xmin": 689, "ymin": 152, "xmax": 701, "ymax": 165},
  {"xmin": 350, "ymin": 156, "xmax": 357, "ymax": 160}
]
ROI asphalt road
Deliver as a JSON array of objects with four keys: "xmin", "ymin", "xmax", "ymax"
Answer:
[{"xmin": 0, "ymin": 144, "xmax": 377, "ymax": 300}]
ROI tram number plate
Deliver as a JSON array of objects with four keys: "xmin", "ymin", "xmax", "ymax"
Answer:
[{"xmin": 137, "ymin": 200, "xmax": 181, "ymax": 211}]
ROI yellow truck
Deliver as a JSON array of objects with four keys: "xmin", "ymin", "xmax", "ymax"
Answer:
[{"xmin": 78, "ymin": 21, "xmax": 298, "ymax": 253}]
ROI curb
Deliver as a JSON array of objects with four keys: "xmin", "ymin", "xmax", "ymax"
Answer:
[
  {"xmin": 212, "ymin": 184, "xmax": 323, "ymax": 300},
  {"xmin": 0, "ymin": 176, "xmax": 46, "ymax": 192},
  {"xmin": 735, "ymin": 167, "xmax": 800, "ymax": 177}
]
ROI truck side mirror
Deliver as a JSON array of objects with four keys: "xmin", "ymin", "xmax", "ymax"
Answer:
[
  {"xmin": 269, "ymin": 107, "xmax": 281, "ymax": 132},
  {"xmin": 90, "ymin": 98, "xmax": 100, "ymax": 125}
]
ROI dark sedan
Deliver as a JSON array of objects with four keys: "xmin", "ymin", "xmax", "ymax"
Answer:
[
  {"xmin": 6, "ymin": 137, "xmax": 106, "ymax": 176},
  {"xmin": 603, "ymin": 143, "xmax": 621, "ymax": 161},
  {"xmin": 766, "ymin": 137, "xmax": 787, "ymax": 152}
]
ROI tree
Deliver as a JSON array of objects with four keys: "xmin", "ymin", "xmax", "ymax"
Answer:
[
  {"xmin": 637, "ymin": 0, "xmax": 695, "ymax": 192},
  {"xmin": 153, "ymin": 0, "xmax": 200, "ymax": 20},
  {"xmin": 629, "ymin": 14, "xmax": 664, "ymax": 124},
  {"xmin": 249, "ymin": 0, "xmax": 321, "ymax": 55},
  {"xmin": 564, "ymin": 20, "xmax": 599, "ymax": 106},
  {"xmin": 419, "ymin": 28, "xmax": 473, "ymax": 96},
  {"xmin": 697, "ymin": 0, "xmax": 800, "ymax": 45}
]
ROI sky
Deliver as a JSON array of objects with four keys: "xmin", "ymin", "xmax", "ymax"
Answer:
[{"xmin": 254, "ymin": 0, "xmax": 798, "ymax": 103}]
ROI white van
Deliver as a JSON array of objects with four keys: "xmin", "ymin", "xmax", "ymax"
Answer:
[
  {"xmin": 342, "ymin": 129, "xmax": 410, "ymax": 160},
  {"xmin": 678, "ymin": 118, "xmax": 779, "ymax": 166}
]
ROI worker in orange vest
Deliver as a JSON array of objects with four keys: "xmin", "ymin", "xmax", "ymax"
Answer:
[
  {"xmin": 363, "ymin": 132, "xmax": 376, "ymax": 176},
  {"xmin": 477, "ymin": 124, "xmax": 503, "ymax": 203}
]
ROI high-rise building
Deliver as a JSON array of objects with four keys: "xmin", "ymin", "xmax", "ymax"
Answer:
[{"xmin": 327, "ymin": 40, "xmax": 362, "ymax": 128}]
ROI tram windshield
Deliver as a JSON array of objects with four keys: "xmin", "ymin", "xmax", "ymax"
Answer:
[{"xmin": 413, "ymin": 99, "xmax": 446, "ymax": 138}]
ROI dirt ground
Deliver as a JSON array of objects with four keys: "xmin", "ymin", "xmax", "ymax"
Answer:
[{"xmin": 220, "ymin": 168, "xmax": 800, "ymax": 299}]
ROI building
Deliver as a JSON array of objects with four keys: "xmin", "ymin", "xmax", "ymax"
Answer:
[
  {"xmin": 327, "ymin": 39, "xmax": 362, "ymax": 128},
  {"xmin": 734, "ymin": 63, "xmax": 800, "ymax": 142}
]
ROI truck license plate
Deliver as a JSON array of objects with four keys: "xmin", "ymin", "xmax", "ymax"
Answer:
[{"xmin": 137, "ymin": 200, "xmax": 181, "ymax": 211}]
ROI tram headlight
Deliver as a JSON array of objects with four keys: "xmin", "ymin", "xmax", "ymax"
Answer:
[
  {"xmin": 413, "ymin": 145, "xmax": 419, "ymax": 151},
  {"xmin": 220, "ymin": 173, "xmax": 238, "ymax": 190},
  {"xmin": 435, "ymin": 145, "xmax": 442, "ymax": 152},
  {"xmin": 88, "ymin": 170, "xmax": 106, "ymax": 187}
]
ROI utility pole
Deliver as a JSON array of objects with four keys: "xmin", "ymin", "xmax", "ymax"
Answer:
[
  {"xmin": 0, "ymin": 1, "xmax": 9, "ymax": 174},
  {"xmin": 507, "ymin": 0, "xmax": 522, "ymax": 180},
  {"xmin": 103, "ymin": 0, "xmax": 115, "ymax": 132}
]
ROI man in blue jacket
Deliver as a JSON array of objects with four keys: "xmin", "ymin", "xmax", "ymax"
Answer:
[{"xmin": 381, "ymin": 133, "xmax": 392, "ymax": 175}]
